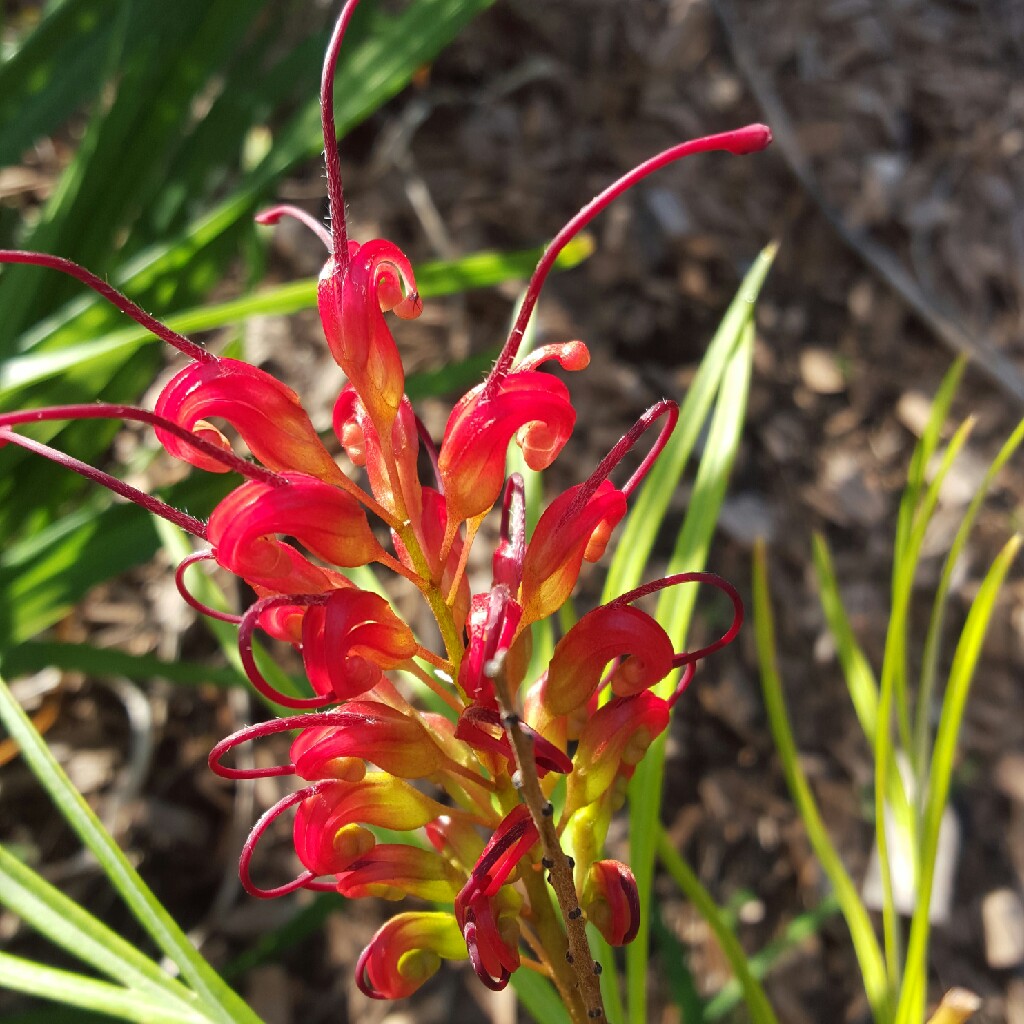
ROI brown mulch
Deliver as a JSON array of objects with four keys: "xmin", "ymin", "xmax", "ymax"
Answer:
[{"xmin": 3, "ymin": 1, "xmax": 1023, "ymax": 1023}]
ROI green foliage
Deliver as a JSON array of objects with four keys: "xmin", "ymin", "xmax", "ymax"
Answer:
[{"xmin": 753, "ymin": 358, "xmax": 1021, "ymax": 1024}]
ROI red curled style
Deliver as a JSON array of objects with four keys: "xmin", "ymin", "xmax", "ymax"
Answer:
[
  {"xmin": 154, "ymin": 357, "xmax": 345, "ymax": 483},
  {"xmin": 437, "ymin": 341, "xmax": 589, "ymax": 525},
  {"xmin": 208, "ymin": 473, "xmax": 382, "ymax": 592},
  {"xmin": 174, "ymin": 551, "xmax": 243, "ymax": 624},
  {"xmin": 539, "ymin": 603, "xmax": 676, "ymax": 717},
  {"xmin": 301, "ymin": 588, "xmax": 418, "ymax": 702},
  {"xmin": 210, "ymin": 700, "xmax": 450, "ymax": 778},
  {"xmin": 290, "ymin": 701, "xmax": 450, "ymax": 781},
  {"xmin": 318, "ymin": 239, "xmax": 422, "ymax": 430},
  {"xmin": 238, "ymin": 782, "xmax": 341, "ymax": 898}
]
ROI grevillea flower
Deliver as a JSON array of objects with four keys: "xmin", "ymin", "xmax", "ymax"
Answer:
[{"xmin": 0, "ymin": 0, "xmax": 769, "ymax": 1013}]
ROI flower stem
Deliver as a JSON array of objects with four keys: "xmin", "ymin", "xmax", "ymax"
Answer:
[{"xmin": 488, "ymin": 658, "xmax": 606, "ymax": 1021}]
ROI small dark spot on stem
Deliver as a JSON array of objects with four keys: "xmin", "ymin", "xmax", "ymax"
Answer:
[
  {"xmin": 542, "ymin": 802, "xmax": 554, "ymax": 817},
  {"xmin": 565, "ymin": 951, "xmax": 574, "ymax": 964},
  {"xmin": 568, "ymin": 907, "xmax": 583, "ymax": 920},
  {"xmin": 593, "ymin": 962, "xmax": 603, "ymax": 975},
  {"xmin": 541, "ymin": 857, "xmax": 554, "ymax": 868}
]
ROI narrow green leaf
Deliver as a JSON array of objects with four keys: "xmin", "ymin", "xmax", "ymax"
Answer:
[
  {"xmin": 657, "ymin": 831, "xmax": 778, "ymax": 1024},
  {"xmin": 811, "ymin": 534, "xmax": 879, "ymax": 740},
  {"xmin": 0, "ymin": 673, "xmax": 264, "ymax": 1024},
  {"xmin": 626, "ymin": 317, "xmax": 754, "ymax": 1024},
  {"xmin": 1, "ymin": 641, "xmax": 257, "ymax": 690},
  {"xmin": 913, "ymin": 415, "xmax": 1024, "ymax": 774},
  {"xmin": 896, "ymin": 359, "xmax": 965, "ymax": 561},
  {"xmin": 0, "ymin": 0, "xmax": 113, "ymax": 168},
  {"xmin": 602, "ymin": 243, "xmax": 776, "ymax": 605},
  {"xmin": 0, "ymin": 844, "xmax": 199, "ymax": 1010},
  {"xmin": 703, "ymin": 896, "xmax": 840, "ymax": 1020},
  {"xmin": 0, "ymin": 238, "xmax": 591, "ymax": 398},
  {"xmin": 510, "ymin": 967, "xmax": 572, "ymax": 1024},
  {"xmin": 752, "ymin": 541, "xmax": 891, "ymax": 1024},
  {"xmin": 651, "ymin": 906, "xmax": 704, "ymax": 1024},
  {"xmin": 896, "ymin": 535, "xmax": 1021, "ymax": 1024},
  {"xmin": 0, "ymin": 952, "xmax": 208, "ymax": 1024}
]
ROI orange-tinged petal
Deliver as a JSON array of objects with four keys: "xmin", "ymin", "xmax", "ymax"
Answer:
[
  {"xmin": 318, "ymin": 238, "xmax": 421, "ymax": 429},
  {"xmin": 438, "ymin": 342, "xmax": 587, "ymax": 523},
  {"xmin": 290, "ymin": 701, "xmax": 450, "ymax": 780},
  {"xmin": 582, "ymin": 860, "xmax": 640, "ymax": 946},
  {"xmin": 301, "ymin": 589, "xmax": 417, "ymax": 702},
  {"xmin": 355, "ymin": 912, "xmax": 467, "ymax": 1000},
  {"xmin": 293, "ymin": 773, "xmax": 447, "ymax": 876},
  {"xmin": 208, "ymin": 473, "xmax": 382, "ymax": 590},
  {"xmin": 336, "ymin": 844, "xmax": 461, "ymax": 901},
  {"xmin": 540, "ymin": 603, "xmax": 675, "ymax": 717},
  {"xmin": 520, "ymin": 479, "xmax": 626, "ymax": 624},
  {"xmin": 154, "ymin": 357, "xmax": 343, "ymax": 482},
  {"xmin": 565, "ymin": 692, "xmax": 670, "ymax": 812}
]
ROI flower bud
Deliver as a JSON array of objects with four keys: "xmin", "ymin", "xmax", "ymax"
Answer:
[
  {"xmin": 355, "ymin": 912, "xmax": 467, "ymax": 1000},
  {"xmin": 582, "ymin": 860, "xmax": 640, "ymax": 946}
]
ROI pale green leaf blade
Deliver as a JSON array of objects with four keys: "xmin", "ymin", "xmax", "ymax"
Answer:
[
  {"xmin": 0, "ymin": 953, "xmax": 209, "ymax": 1024},
  {"xmin": 0, "ymin": 844, "xmax": 198, "ymax": 1009},
  {"xmin": 602, "ymin": 242, "xmax": 775, "ymax": 604},
  {"xmin": 753, "ymin": 541, "xmax": 891, "ymax": 1024},
  {"xmin": 0, "ymin": 673, "xmax": 263, "ymax": 1024},
  {"xmin": 657, "ymin": 831, "xmax": 779, "ymax": 1024},
  {"xmin": 625, "ymin": 316, "xmax": 754, "ymax": 1024}
]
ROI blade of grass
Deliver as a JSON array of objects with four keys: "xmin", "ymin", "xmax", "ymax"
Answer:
[
  {"xmin": 752, "ymin": 540, "xmax": 891, "ymax": 1024},
  {"xmin": 510, "ymin": 967, "xmax": 573, "ymax": 1024},
  {"xmin": 0, "ymin": 953, "xmax": 209, "ymax": 1024},
  {"xmin": 811, "ymin": 534, "xmax": 879, "ymax": 740},
  {"xmin": 0, "ymin": 672, "xmax": 263, "ymax": 1024},
  {"xmin": 0, "ymin": 0, "xmax": 114, "ymax": 168},
  {"xmin": 811, "ymin": 534, "xmax": 914, "ymax": 850},
  {"xmin": 1, "ymin": 641, "xmax": 265, "ymax": 690},
  {"xmin": 874, "ymin": 415, "xmax": 975, "ymax": 986},
  {"xmin": 913, "ymin": 416, "xmax": 1024, "ymax": 776},
  {"xmin": 703, "ymin": 895, "xmax": 840, "ymax": 1021},
  {"xmin": 657, "ymin": 831, "xmax": 778, "ymax": 1024},
  {"xmin": 602, "ymin": 243, "xmax": 776, "ymax": 605},
  {"xmin": 625, "ymin": 317, "xmax": 754, "ymax": 1024},
  {"xmin": 651, "ymin": 904, "xmax": 705, "ymax": 1024},
  {"xmin": 896, "ymin": 535, "xmax": 1021, "ymax": 1024},
  {"xmin": 0, "ymin": 843, "xmax": 199, "ymax": 1009},
  {"xmin": 0, "ymin": 237, "xmax": 593, "ymax": 397}
]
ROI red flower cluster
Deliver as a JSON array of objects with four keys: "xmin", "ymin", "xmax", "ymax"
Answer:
[{"xmin": 0, "ymin": 0, "xmax": 768, "ymax": 1009}]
